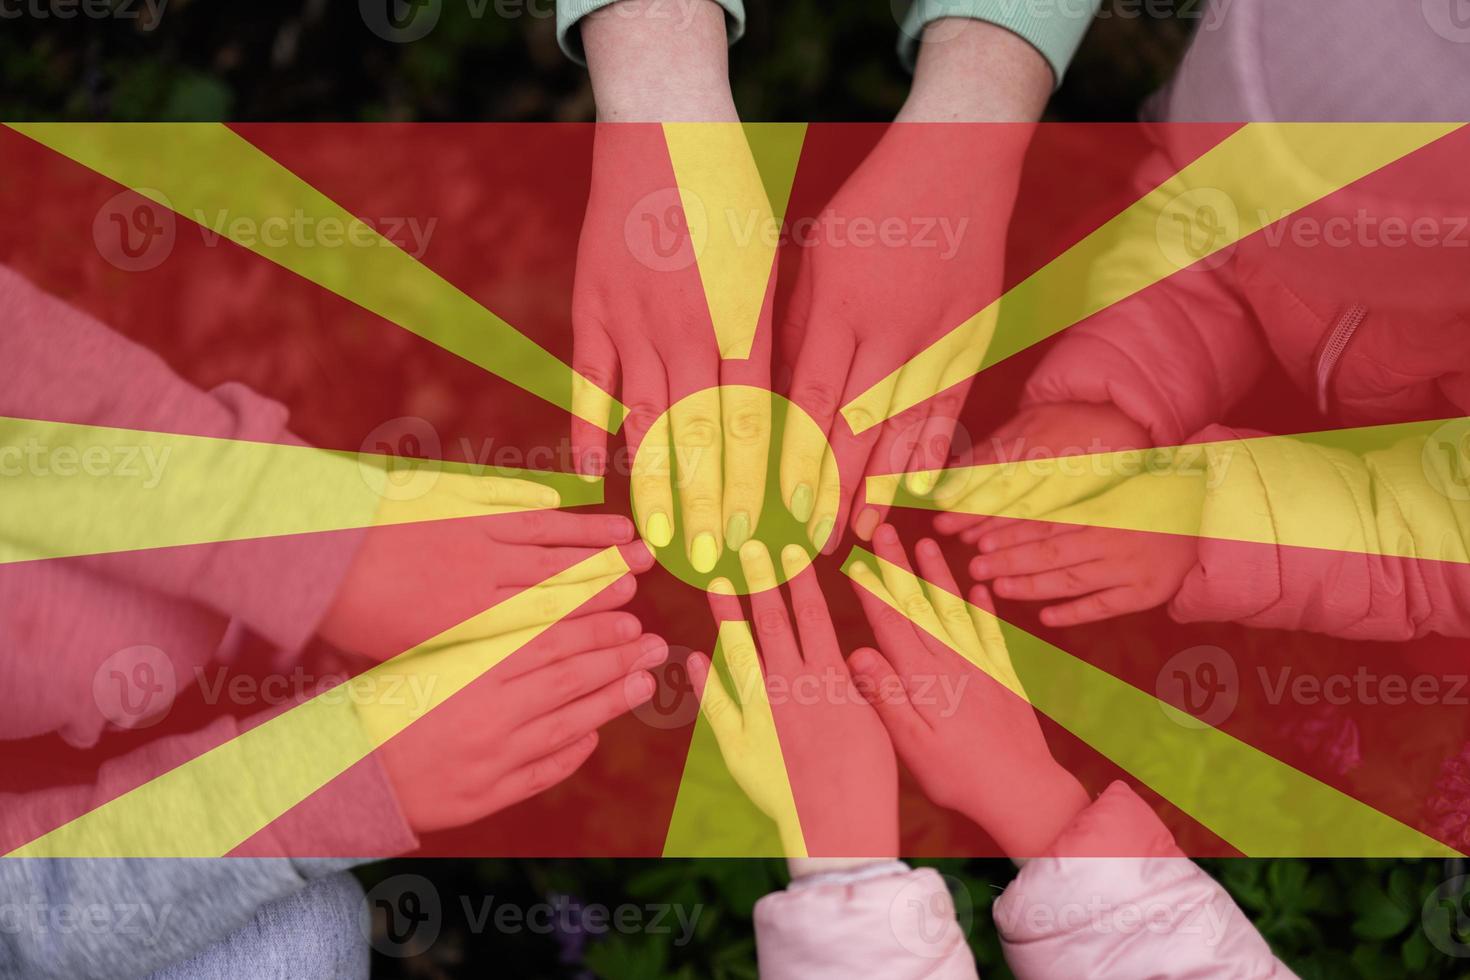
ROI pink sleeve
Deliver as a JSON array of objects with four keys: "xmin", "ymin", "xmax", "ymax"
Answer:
[
  {"xmin": 1020, "ymin": 151, "xmax": 1267, "ymax": 447},
  {"xmin": 0, "ymin": 265, "xmax": 362, "ymax": 654},
  {"xmin": 754, "ymin": 866, "xmax": 980, "ymax": 980},
  {"xmin": 996, "ymin": 782, "xmax": 1295, "ymax": 979},
  {"xmin": 1169, "ymin": 425, "xmax": 1470, "ymax": 640}
]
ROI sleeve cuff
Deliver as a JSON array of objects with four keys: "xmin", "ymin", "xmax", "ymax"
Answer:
[
  {"xmin": 558, "ymin": 0, "xmax": 746, "ymax": 66},
  {"xmin": 897, "ymin": 0, "xmax": 1100, "ymax": 85}
]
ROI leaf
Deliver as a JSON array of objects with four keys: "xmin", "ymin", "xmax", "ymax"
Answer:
[{"xmin": 1350, "ymin": 879, "xmax": 1413, "ymax": 941}]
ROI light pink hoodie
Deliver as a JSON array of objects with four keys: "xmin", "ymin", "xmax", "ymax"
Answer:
[{"xmin": 753, "ymin": 782, "xmax": 1294, "ymax": 979}]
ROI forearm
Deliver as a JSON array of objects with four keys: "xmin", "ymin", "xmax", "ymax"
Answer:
[
  {"xmin": 899, "ymin": 18, "xmax": 1053, "ymax": 123},
  {"xmin": 583, "ymin": 0, "xmax": 737, "ymax": 122}
]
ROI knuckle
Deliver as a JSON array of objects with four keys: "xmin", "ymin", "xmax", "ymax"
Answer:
[
  {"xmin": 795, "ymin": 382, "xmax": 840, "ymax": 419},
  {"xmin": 724, "ymin": 405, "xmax": 767, "ymax": 445},
  {"xmin": 675, "ymin": 415, "xmax": 719, "ymax": 448},
  {"xmin": 902, "ymin": 594, "xmax": 933, "ymax": 619},
  {"xmin": 755, "ymin": 608, "xmax": 787, "ymax": 637},
  {"xmin": 795, "ymin": 600, "xmax": 827, "ymax": 628}
]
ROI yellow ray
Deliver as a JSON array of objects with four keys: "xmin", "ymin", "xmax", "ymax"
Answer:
[
  {"xmin": 840, "ymin": 123, "xmax": 1463, "ymax": 434},
  {"xmin": 5, "ymin": 548, "xmax": 631, "ymax": 857},
  {"xmin": 870, "ymin": 417, "xmax": 1470, "ymax": 566},
  {"xmin": 0, "ymin": 416, "xmax": 600, "ymax": 564},
  {"xmin": 663, "ymin": 620, "xmax": 806, "ymax": 857},
  {"xmin": 843, "ymin": 548, "xmax": 1456, "ymax": 857},
  {"xmin": 5, "ymin": 123, "xmax": 624, "ymax": 433},
  {"xmin": 663, "ymin": 123, "xmax": 807, "ymax": 359}
]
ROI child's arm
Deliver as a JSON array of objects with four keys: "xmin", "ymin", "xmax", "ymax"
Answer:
[{"xmin": 848, "ymin": 532, "xmax": 1298, "ymax": 979}]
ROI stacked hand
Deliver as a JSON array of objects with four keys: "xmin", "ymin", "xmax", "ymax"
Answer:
[
  {"xmin": 685, "ymin": 541, "xmax": 900, "ymax": 858},
  {"xmin": 935, "ymin": 402, "xmax": 1199, "ymax": 626}
]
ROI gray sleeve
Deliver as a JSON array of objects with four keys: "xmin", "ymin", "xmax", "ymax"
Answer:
[{"xmin": 0, "ymin": 857, "xmax": 358, "ymax": 980}]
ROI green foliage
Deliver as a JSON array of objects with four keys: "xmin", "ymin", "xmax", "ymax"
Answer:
[{"xmin": 358, "ymin": 857, "xmax": 1470, "ymax": 978}]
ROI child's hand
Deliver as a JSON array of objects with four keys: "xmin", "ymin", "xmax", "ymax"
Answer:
[
  {"xmin": 321, "ymin": 473, "xmax": 652, "ymax": 660},
  {"xmin": 686, "ymin": 541, "xmax": 899, "ymax": 858},
  {"xmin": 847, "ymin": 525, "xmax": 1089, "ymax": 859},
  {"xmin": 967, "ymin": 473, "xmax": 1203, "ymax": 627},
  {"xmin": 362, "ymin": 609, "xmax": 669, "ymax": 834},
  {"xmin": 933, "ymin": 401, "xmax": 1150, "ymax": 543}
]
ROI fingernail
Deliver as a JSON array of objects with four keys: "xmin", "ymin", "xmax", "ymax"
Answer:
[
  {"xmin": 626, "ymin": 672, "xmax": 656, "ymax": 704},
  {"xmin": 536, "ymin": 485, "xmax": 561, "ymax": 508},
  {"xmin": 850, "ymin": 648, "xmax": 877, "ymax": 673},
  {"xmin": 646, "ymin": 512, "xmax": 673, "ymax": 549},
  {"xmin": 691, "ymin": 532, "xmax": 719, "ymax": 574},
  {"xmin": 810, "ymin": 517, "xmax": 835, "ymax": 552},
  {"xmin": 609, "ymin": 516, "xmax": 634, "ymax": 542},
  {"xmin": 970, "ymin": 559, "xmax": 990, "ymax": 579},
  {"xmin": 780, "ymin": 543, "xmax": 807, "ymax": 573},
  {"xmin": 790, "ymin": 483, "xmax": 814, "ymax": 522},
  {"xmin": 725, "ymin": 511, "xmax": 751, "ymax": 552},
  {"xmin": 617, "ymin": 616, "xmax": 641, "ymax": 641},
  {"xmin": 709, "ymin": 577, "xmax": 736, "ymax": 595},
  {"xmin": 632, "ymin": 636, "xmax": 668, "ymax": 671},
  {"xmin": 854, "ymin": 508, "xmax": 880, "ymax": 541},
  {"xmin": 907, "ymin": 470, "xmax": 937, "ymax": 496}
]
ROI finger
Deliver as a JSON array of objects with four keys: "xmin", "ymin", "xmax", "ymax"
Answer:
[
  {"xmin": 818, "ymin": 344, "xmax": 891, "ymax": 553},
  {"xmin": 969, "ymin": 527, "xmax": 1099, "ymax": 582},
  {"xmin": 494, "ymin": 611, "xmax": 645, "ymax": 679},
  {"xmin": 623, "ymin": 344, "xmax": 675, "ymax": 550},
  {"xmin": 781, "ymin": 545, "xmax": 843, "ymax": 670},
  {"xmin": 967, "ymin": 583, "xmax": 1023, "ymax": 694},
  {"xmin": 570, "ymin": 315, "xmax": 619, "ymax": 480},
  {"xmin": 687, "ymin": 650, "xmax": 744, "ymax": 744},
  {"xmin": 720, "ymin": 382, "xmax": 771, "ymax": 554},
  {"xmin": 485, "ymin": 730, "xmax": 600, "ymax": 813},
  {"xmin": 506, "ymin": 634, "xmax": 669, "ymax": 714},
  {"xmin": 970, "ymin": 517, "xmax": 1075, "ymax": 555},
  {"xmin": 781, "ymin": 318, "xmax": 856, "ymax": 527},
  {"xmin": 480, "ymin": 572, "xmax": 635, "ymax": 637},
  {"xmin": 1038, "ymin": 586, "xmax": 1142, "ymax": 628},
  {"xmin": 485, "ymin": 510, "xmax": 636, "ymax": 547},
  {"xmin": 993, "ymin": 560, "xmax": 1118, "ymax": 602},
  {"xmin": 913, "ymin": 538, "xmax": 983, "ymax": 660},
  {"xmin": 510, "ymin": 670, "xmax": 657, "ymax": 759},
  {"xmin": 705, "ymin": 575, "xmax": 747, "ymax": 625},
  {"xmin": 670, "ymin": 384, "xmax": 724, "ymax": 573},
  {"xmin": 848, "ymin": 647, "xmax": 930, "ymax": 742},
  {"xmin": 846, "ymin": 409, "xmax": 918, "ymax": 544},
  {"xmin": 432, "ymin": 472, "xmax": 562, "ymax": 512},
  {"xmin": 740, "ymin": 540, "xmax": 801, "ymax": 676},
  {"xmin": 903, "ymin": 387, "xmax": 970, "ymax": 497},
  {"xmin": 871, "ymin": 524, "xmax": 951, "ymax": 653},
  {"xmin": 846, "ymin": 560, "xmax": 934, "ymax": 680}
]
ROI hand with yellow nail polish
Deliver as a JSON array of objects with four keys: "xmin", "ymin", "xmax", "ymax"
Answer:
[
  {"xmin": 569, "ymin": 123, "xmax": 774, "ymax": 575},
  {"xmin": 685, "ymin": 541, "xmax": 900, "ymax": 857}
]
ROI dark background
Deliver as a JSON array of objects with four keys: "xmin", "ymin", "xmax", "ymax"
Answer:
[{"xmin": 4, "ymin": 1, "xmax": 1469, "ymax": 978}]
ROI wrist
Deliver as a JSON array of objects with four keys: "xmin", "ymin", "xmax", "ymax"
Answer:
[
  {"xmin": 584, "ymin": 0, "xmax": 738, "ymax": 122},
  {"xmin": 900, "ymin": 19, "xmax": 1052, "ymax": 124},
  {"xmin": 960, "ymin": 761, "xmax": 1090, "ymax": 860}
]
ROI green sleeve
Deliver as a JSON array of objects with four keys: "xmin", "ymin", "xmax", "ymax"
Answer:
[
  {"xmin": 898, "ymin": 0, "xmax": 1102, "ymax": 86},
  {"xmin": 557, "ymin": 0, "xmax": 746, "ymax": 66}
]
